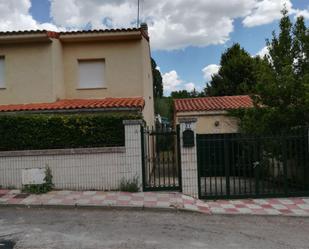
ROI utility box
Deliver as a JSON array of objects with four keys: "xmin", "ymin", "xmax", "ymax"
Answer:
[
  {"xmin": 183, "ymin": 129, "xmax": 195, "ymax": 147},
  {"xmin": 22, "ymin": 168, "xmax": 45, "ymax": 185}
]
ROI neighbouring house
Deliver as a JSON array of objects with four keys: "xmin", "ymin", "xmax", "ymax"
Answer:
[
  {"xmin": 174, "ymin": 95, "xmax": 253, "ymax": 134},
  {"xmin": 0, "ymin": 24, "xmax": 154, "ymax": 125}
]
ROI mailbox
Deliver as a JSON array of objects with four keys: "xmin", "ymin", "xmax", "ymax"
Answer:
[{"xmin": 183, "ymin": 129, "xmax": 195, "ymax": 147}]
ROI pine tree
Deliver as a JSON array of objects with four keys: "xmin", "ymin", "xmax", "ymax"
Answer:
[
  {"xmin": 237, "ymin": 9, "xmax": 309, "ymax": 134},
  {"xmin": 205, "ymin": 43, "xmax": 262, "ymax": 96}
]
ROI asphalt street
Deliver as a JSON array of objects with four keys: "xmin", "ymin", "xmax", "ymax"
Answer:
[{"xmin": 0, "ymin": 207, "xmax": 309, "ymax": 249}]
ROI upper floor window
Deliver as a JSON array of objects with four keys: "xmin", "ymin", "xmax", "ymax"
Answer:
[
  {"xmin": 78, "ymin": 59, "xmax": 106, "ymax": 89},
  {"xmin": 0, "ymin": 57, "xmax": 5, "ymax": 88}
]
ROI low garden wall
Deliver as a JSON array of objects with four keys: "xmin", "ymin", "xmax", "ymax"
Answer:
[{"xmin": 0, "ymin": 119, "xmax": 143, "ymax": 191}]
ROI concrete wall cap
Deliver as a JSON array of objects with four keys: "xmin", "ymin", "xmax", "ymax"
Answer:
[
  {"xmin": 0, "ymin": 147, "xmax": 125, "ymax": 157},
  {"xmin": 123, "ymin": 119, "xmax": 144, "ymax": 125}
]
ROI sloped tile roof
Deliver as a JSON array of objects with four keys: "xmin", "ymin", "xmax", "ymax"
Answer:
[
  {"xmin": 174, "ymin": 95, "xmax": 253, "ymax": 112},
  {"xmin": 0, "ymin": 28, "xmax": 142, "ymax": 38},
  {"xmin": 0, "ymin": 97, "xmax": 145, "ymax": 112}
]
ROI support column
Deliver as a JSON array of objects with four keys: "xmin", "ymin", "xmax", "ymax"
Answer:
[
  {"xmin": 123, "ymin": 120, "xmax": 144, "ymax": 191},
  {"xmin": 179, "ymin": 118, "xmax": 199, "ymax": 198}
]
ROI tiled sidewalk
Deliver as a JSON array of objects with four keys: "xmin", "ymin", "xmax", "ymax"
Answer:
[{"xmin": 0, "ymin": 189, "xmax": 309, "ymax": 216}]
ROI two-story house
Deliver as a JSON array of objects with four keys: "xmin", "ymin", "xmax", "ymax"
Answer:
[{"xmin": 0, "ymin": 24, "xmax": 154, "ymax": 126}]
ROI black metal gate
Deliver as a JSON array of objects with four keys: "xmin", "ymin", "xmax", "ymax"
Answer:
[
  {"xmin": 141, "ymin": 125, "xmax": 181, "ymax": 191},
  {"xmin": 197, "ymin": 130, "xmax": 309, "ymax": 199}
]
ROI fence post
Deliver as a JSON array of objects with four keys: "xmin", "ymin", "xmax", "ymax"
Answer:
[
  {"xmin": 178, "ymin": 118, "xmax": 199, "ymax": 198},
  {"xmin": 123, "ymin": 120, "xmax": 144, "ymax": 191}
]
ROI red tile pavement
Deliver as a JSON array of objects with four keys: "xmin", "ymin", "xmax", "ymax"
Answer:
[{"xmin": 0, "ymin": 189, "xmax": 309, "ymax": 217}]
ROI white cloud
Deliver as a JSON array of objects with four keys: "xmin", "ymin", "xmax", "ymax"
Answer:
[
  {"xmin": 162, "ymin": 70, "xmax": 183, "ymax": 94},
  {"xmin": 162, "ymin": 70, "xmax": 196, "ymax": 95},
  {"xmin": 293, "ymin": 9, "xmax": 309, "ymax": 19},
  {"xmin": 0, "ymin": 0, "xmax": 60, "ymax": 31},
  {"xmin": 256, "ymin": 46, "xmax": 269, "ymax": 58},
  {"xmin": 0, "ymin": 0, "xmax": 308, "ymax": 51},
  {"xmin": 50, "ymin": 0, "xmax": 257, "ymax": 50},
  {"xmin": 185, "ymin": 82, "xmax": 195, "ymax": 92},
  {"xmin": 243, "ymin": 0, "xmax": 292, "ymax": 27},
  {"xmin": 202, "ymin": 64, "xmax": 220, "ymax": 82}
]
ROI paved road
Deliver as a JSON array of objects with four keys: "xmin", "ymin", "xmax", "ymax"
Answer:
[{"xmin": 0, "ymin": 207, "xmax": 309, "ymax": 249}]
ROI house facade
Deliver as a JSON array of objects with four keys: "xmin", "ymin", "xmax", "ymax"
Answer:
[
  {"xmin": 174, "ymin": 95, "xmax": 253, "ymax": 134},
  {"xmin": 0, "ymin": 26, "xmax": 154, "ymax": 125}
]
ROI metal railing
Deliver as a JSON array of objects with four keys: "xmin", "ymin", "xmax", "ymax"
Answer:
[
  {"xmin": 197, "ymin": 129, "xmax": 309, "ymax": 199},
  {"xmin": 141, "ymin": 125, "xmax": 181, "ymax": 191}
]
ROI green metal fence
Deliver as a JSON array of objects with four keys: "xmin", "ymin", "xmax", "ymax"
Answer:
[
  {"xmin": 197, "ymin": 129, "xmax": 309, "ymax": 199},
  {"xmin": 141, "ymin": 125, "xmax": 182, "ymax": 191}
]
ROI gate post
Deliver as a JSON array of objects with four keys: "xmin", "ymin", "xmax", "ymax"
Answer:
[
  {"xmin": 123, "ymin": 120, "xmax": 144, "ymax": 191},
  {"xmin": 179, "ymin": 118, "xmax": 199, "ymax": 198}
]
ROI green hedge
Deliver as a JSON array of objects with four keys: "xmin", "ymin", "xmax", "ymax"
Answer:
[{"xmin": 0, "ymin": 113, "xmax": 141, "ymax": 151}]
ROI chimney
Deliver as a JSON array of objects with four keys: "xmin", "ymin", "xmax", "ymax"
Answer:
[{"xmin": 140, "ymin": 22, "xmax": 148, "ymax": 35}]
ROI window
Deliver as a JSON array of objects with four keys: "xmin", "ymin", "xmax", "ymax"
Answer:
[
  {"xmin": 78, "ymin": 60, "xmax": 105, "ymax": 89},
  {"xmin": 0, "ymin": 57, "xmax": 4, "ymax": 88}
]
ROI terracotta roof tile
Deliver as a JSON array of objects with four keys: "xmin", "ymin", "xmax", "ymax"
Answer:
[
  {"xmin": 0, "ymin": 28, "xmax": 141, "ymax": 37},
  {"xmin": 0, "ymin": 97, "xmax": 144, "ymax": 112},
  {"xmin": 174, "ymin": 95, "xmax": 253, "ymax": 112}
]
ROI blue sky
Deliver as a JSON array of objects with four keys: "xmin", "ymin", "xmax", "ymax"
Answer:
[{"xmin": 2, "ymin": 0, "xmax": 308, "ymax": 95}]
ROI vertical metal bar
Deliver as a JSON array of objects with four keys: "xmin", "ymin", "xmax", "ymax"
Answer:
[
  {"xmin": 204, "ymin": 138, "xmax": 208, "ymax": 196},
  {"xmin": 214, "ymin": 136, "xmax": 218, "ymax": 197},
  {"xmin": 259, "ymin": 137, "xmax": 264, "ymax": 195},
  {"xmin": 291, "ymin": 135, "xmax": 296, "ymax": 192},
  {"xmin": 152, "ymin": 126, "xmax": 156, "ymax": 187},
  {"xmin": 305, "ymin": 127, "xmax": 308, "ymax": 191},
  {"xmin": 176, "ymin": 124, "xmax": 182, "ymax": 190},
  {"xmin": 167, "ymin": 134, "xmax": 171, "ymax": 187},
  {"xmin": 254, "ymin": 137, "xmax": 261, "ymax": 196},
  {"xmin": 197, "ymin": 134, "xmax": 202, "ymax": 199},
  {"xmin": 277, "ymin": 140, "xmax": 282, "ymax": 194},
  {"xmin": 235, "ymin": 134, "xmax": 241, "ymax": 195},
  {"xmin": 169, "ymin": 130, "xmax": 176, "ymax": 187},
  {"xmin": 241, "ymin": 135, "xmax": 247, "ymax": 194},
  {"xmin": 231, "ymin": 134, "xmax": 236, "ymax": 195},
  {"xmin": 147, "ymin": 127, "xmax": 151, "ymax": 188},
  {"xmin": 248, "ymin": 137, "xmax": 253, "ymax": 195},
  {"xmin": 209, "ymin": 136, "xmax": 213, "ymax": 196},
  {"xmin": 219, "ymin": 135, "xmax": 223, "ymax": 195},
  {"xmin": 282, "ymin": 136, "xmax": 288, "ymax": 195},
  {"xmin": 271, "ymin": 149, "xmax": 276, "ymax": 194},
  {"xmin": 302, "ymin": 129, "xmax": 307, "ymax": 191},
  {"xmin": 162, "ymin": 132, "xmax": 166, "ymax": 187},
  {"xmin": 224, "ymin": 134, "xmax": 230, "ymax": 197},
  {"xmin": 140, "ymin": 126, "xmax": 146, "ymax": 190}
]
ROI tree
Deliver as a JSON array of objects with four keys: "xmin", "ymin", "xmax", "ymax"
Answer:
[
  {"xmin": 151, "ymin": 58, "xmax": 163, "ymax": 98},
  {"xmin": 235, "ymin": 9, "xmax": 309, "ymax": 134},
  {"xmin": 205, "ymin": 43, "xmax": 263, "ymax": 96},
  {"xmin": 170, "ymin": 89, "xmax": 205, "ymax": 99}
]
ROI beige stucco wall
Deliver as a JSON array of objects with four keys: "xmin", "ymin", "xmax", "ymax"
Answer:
[
  {"xmin": 62, "ymin": 40, "xmax": 144, "ymax": 99},
  {"xmin": 141, "ymin": 37, "xmax": 155, "ymax": 127},
  {"xmin": 176, "ymin": 111, "xmax": 240, "ymax": 134},
  {"xmin": 0, "ymin": 34, "xmax": 154, "ymax": 125},
  {"xmin": 51, "ymin": 39, "xmax": 65, "ymax": 100},
  {"xmin": 0, "ymin": 42, "xmax": 55, "ymax": 104}
]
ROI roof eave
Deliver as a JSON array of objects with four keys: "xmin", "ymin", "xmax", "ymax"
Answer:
[
  {"xmin": 0, "ymin": 33, "xmax": 53, "ymax": 44},
  {"xmin": 59, "ymin": 31, "xmax": 143, "ymax": 43},
  {"xmin": 0, "ymin": 107, "xmax": 143, "ymax": 115}
]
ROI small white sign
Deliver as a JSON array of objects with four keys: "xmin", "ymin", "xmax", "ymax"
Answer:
[{"xmin": 22, "ymin": 168, "xmax": 45, "ymax": 185}]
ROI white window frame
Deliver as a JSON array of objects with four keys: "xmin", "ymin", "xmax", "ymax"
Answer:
[
  {"xmin": 0, "ymin": 56, "xmax": 5, "ymax": 89},
  {"xmin": 77, "ymin": 59, "xmax": 106, "ymax": 89}
]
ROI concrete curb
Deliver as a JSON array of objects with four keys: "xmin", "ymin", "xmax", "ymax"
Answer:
[
  {"xmin": 0, "ymin": 203, "xmax": 207, "ymax": 215},
  {"xmin": 2, "ymin": 203, "xmax": 309, "ymax": 217}
]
